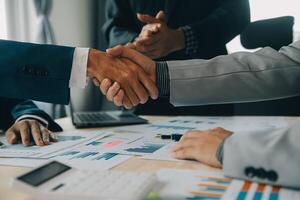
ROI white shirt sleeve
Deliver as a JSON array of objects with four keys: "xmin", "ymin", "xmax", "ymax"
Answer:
[{"xmin": 69, "ymin": 48, "xmax": 90, "ymax": 89}]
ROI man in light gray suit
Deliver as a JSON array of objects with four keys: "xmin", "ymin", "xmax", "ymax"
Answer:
[{"xmin": 99, "ymin": 41, "xmax": 300, "ymax": 188}]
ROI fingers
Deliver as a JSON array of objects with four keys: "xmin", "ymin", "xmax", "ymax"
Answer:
[
  {"xmin": 19, "ymin": 121, "xmax": 31, "ymax": 146},
  {"xmin": 50, "ymin": 132, "xmax": 59, "ymax": 142},
  {"xmin": 106, "ymin": 45, "xmax": 124, "ymax": 57},
  {"xmin": 123, "ymin": 95, "xmax": 133, "ymax": 109},
  {"xmin": 171, "ymin": 147, "xmax": 197, "ymax": 160},
  {"xmin": 137, "ymin": 13, "xmax": 160, "ymax": 24},
  {"xmin": 106, "ymin": 46, "xmax": 158, "ymax": 102},
  {"xmin": 107, "ymin": 46, "xmax": 155, "ymax": 74},
  {"xmin": 107, "ymin": 46, "xmax": 157, "ymax": 83},
  {"xmin": 138, "ymin": 69, "xmax": 158, "ymax": 100},
  {"xmin": 130, "ymin": 80, "xmax": 149, "ymax": 104},
  {"xmin": 172, "ymin": 138, "xmax": 198, "ymax": 152},
  {"xmin": 155, "ymin": 10, "xmax": 165, "ymax": 21},
  {"xmin": 106, "ymin": 82, "xmax": 121, "ymax": 102},
  {"xmin": 5, "ymin": 120, "xmax": 57, "ymax": 147},
  {"xmin": 100, "ymin": 78, "xmax": 113, "ymax": 95},
  {"xmin": 135, "ymin": 37, "xmax": 160, "ymax": 49},
  {"xmin": 135, "ymin": 39, "xmax": 160, "ymax": 53},
  {"xmin": 100, "ymin": 79, "xmax": 126, "ymax": 107},
  {"xmin": 139, "ymin": 24, "xmax": 161, "ymax": 37},
  {"xmin": 41, "ymin": 126, "xmax": 50, "ymax": 145},
  {"xmin": 113, "ymin": 89, "xmax": 125, "ymax": 107},
  {"xmin": 5, "ymin": 127, "xmax": 19, "ymax": 144},
  {"xmin": 125, "ymin": 86, "xmax": 140, "ymax": 106},
  {"xmin": 125, "ymin": 42, "xmax": 137, "ymax": 50},
  {"xmin": 92, "ymin": 77, "xmax": 100, "ymax": 87},
  {"xmin": 30, "ymin": 121, "xmax": 44, "ymax": 146}
]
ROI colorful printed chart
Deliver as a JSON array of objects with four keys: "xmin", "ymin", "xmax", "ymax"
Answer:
[{"xmin": 157, "ymin": 169, "xmax": 300, "ymax": 200}]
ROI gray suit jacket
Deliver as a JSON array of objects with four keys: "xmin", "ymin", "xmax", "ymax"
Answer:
[
  {"xmin": 167, "ymin": 41, "xmax": 300, "ymax": 188},
  {"xmin": 167, "ymin": 41, "xmax": 300, "ymax": 106},
  {"xmin": 224, "ymin": 121, "xmax": 300, "ymax": 189}
]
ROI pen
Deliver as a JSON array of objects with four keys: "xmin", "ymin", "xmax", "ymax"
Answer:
[{"xmin": 156, "ymin": 134, "xmax": 183, "ymax": 142}]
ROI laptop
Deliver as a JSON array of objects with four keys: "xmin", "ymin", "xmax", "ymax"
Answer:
[{"xmin": 70, "ymin": 100, "xmax": 148, "ymax": 128}]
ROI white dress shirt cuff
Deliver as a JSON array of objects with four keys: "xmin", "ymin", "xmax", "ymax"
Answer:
[{"xmin": 69, "ymin": 48, "xmax": 90, "ymax": 89}]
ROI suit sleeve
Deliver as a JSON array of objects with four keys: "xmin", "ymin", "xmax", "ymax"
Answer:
[
  {"xmin": 0, "ymin": 40, "xmax": 75, "ymax": 104},
  {"xmin": 186, "ymin": 0, "xmax": 250, "ymax": 54},
  {"xmin": 102, "ymin": 0, "xmax": 139, "ymax": 48},
  {"xmin": 11, "ymin": 100, "xmax": 63, "ymax": 132},
  {"xmin": 223, "ymin": 121, "xmax": 300, "ymax": 188},
  {"xmin": 167, "ymin": 41, "xmax": 300, "ymax": 106}
]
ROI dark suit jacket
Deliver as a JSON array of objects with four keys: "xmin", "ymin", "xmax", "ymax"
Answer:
[
  {"xmin": 102, "ymin": 0, "xmax": 250, "ymax": 115},
  {"xmin": 0, "ymin": 40, "xmax": 75, "ymax": 104},
  {"xmin": 0, "ymin": 98, "xmax": 62, "ymax": 132},
  {"xmin": 102, "ymin": 0, "xmax": 250, "ymax": 60}
]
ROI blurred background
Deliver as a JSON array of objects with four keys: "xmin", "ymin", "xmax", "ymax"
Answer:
[{"xmin": 0, "ymin": 0, "xmax": 299, "ymax": 119}]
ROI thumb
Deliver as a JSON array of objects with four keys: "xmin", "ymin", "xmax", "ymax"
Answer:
[
  {"xmin": 137, "ymin": 13, "xmax": 160, "ymax": 24},
  {"xmin": 125, "ymin": 42, "xmax": 137, "ymax": 50},
  {"xmin": 107, "ymin": 46, "xmax": 153, "ymax": 70},
  {"xmin": 106, "ymin": 45, "xmax": 124, "ymax": 57},
  {"xmin": 155, "ymin": 10, "xmax": 165, "ymax": 22}
]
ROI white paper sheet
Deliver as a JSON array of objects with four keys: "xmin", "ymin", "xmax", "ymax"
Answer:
[
  {"xmin": 0, "ymin": 131, "xmax": 137, "ymax": 170},
  {"xmin": 0, "ymin": 153, "xmax": 132, "ymax": 170},
  {"xmin": 142, "ymin": 116, "xmax": 289, "ymax": 162},
  {"xmin": 156, "ymin": 169, "xmax": 227, "ymax": 199},
  {"xmin": 143, "ymin": 142, "xmax": 182, "ymax": 161},
  {"xmin": 156, "ymin": 169, "xmax": 300, "ymax": 200},
  {"xmin": 150, "ymin": 116, "xmax": 289, "ymax": 134},
  {"xmin": 0, "ymin": 131, "xmax": 107, "ymax": 158}
]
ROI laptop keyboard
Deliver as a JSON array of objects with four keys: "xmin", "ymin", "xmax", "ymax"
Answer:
[{"xmin": 75, "ymin": 113, "xmax": 115, "ymax": 122}]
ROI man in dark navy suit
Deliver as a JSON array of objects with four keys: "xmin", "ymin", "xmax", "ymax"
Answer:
[{"xmin": 0, "ymin": 98, "xmax": 62, "ymax": 146}]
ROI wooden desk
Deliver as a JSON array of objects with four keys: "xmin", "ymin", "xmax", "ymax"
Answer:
[
  {"xmin": 1, "ymin": 116, "xmax": 298, "ymax": 200},
  {"xmin": 0, "ymin": 116, "xmax": 218, "ymax": 200}
]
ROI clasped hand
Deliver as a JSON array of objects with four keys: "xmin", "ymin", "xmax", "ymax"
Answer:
[
  {"xmin": 126, "ymin": 11, "xmax": 185, "ymax": 59},
  {"xmin": 88, "ymin": 46, "xmax": 157, "ymax": 109}
]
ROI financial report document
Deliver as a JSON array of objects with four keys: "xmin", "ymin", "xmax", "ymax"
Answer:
[{"xmin": 0, "ymin": 116, "xmax": 291, "ymax": 169}]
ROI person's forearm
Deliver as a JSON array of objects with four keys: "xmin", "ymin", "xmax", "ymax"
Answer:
[{"xmin": 166, "ymin": 41, "xmax": 300, "ymax": 107}]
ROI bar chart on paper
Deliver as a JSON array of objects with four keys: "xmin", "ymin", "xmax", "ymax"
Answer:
[
  {"xmin": 157, "ymin": 169, "xmax": 300, "ymax": 200},
  {"xmin": 125, "ymin": 143, "xmax": 165, "ymax": 153},
  {"xmin": 55, "ymin": 150, "xmax": 131, "ymax": 170},
  {"xmin": 223, "ymin": 180, "xmax": 300, "ymax": 200},
  {"xmin": 157, "ymin": 169, "xmax": 230, "ymax": 200},
  {"xmin": 146, "ymin": 116, "xmax": 289, "ymax": 135},
  {"xmin": 57, "ymin": 135, "xmax": 86, "ymax": 141},
  {"xmin": 188, "ymin": 176, "xmax": 231, "ymax": 200},
  {"xmin": 0, "ymin": 131, "xmax": 133, "ymax": 170},
  {"xmin": 0, "ymin": 131, "xmax": 99, "ymax": 158},
  {"xmin": 77, "ymin": 133, "xmax": 142, "ymax": 153}
]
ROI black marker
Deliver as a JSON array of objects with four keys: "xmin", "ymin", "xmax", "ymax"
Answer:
[{"xmin": 156, "ymin": 134, "xmax": 183, "ymax": 141}]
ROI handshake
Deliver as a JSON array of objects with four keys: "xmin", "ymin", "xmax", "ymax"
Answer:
[
  {"xmin": 87, "ymin": 10, "xmax": 184, "ymax": 109},
  {"xmin": 87, "ymin": 46, "xmax": 159, "ymax": 109}
]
